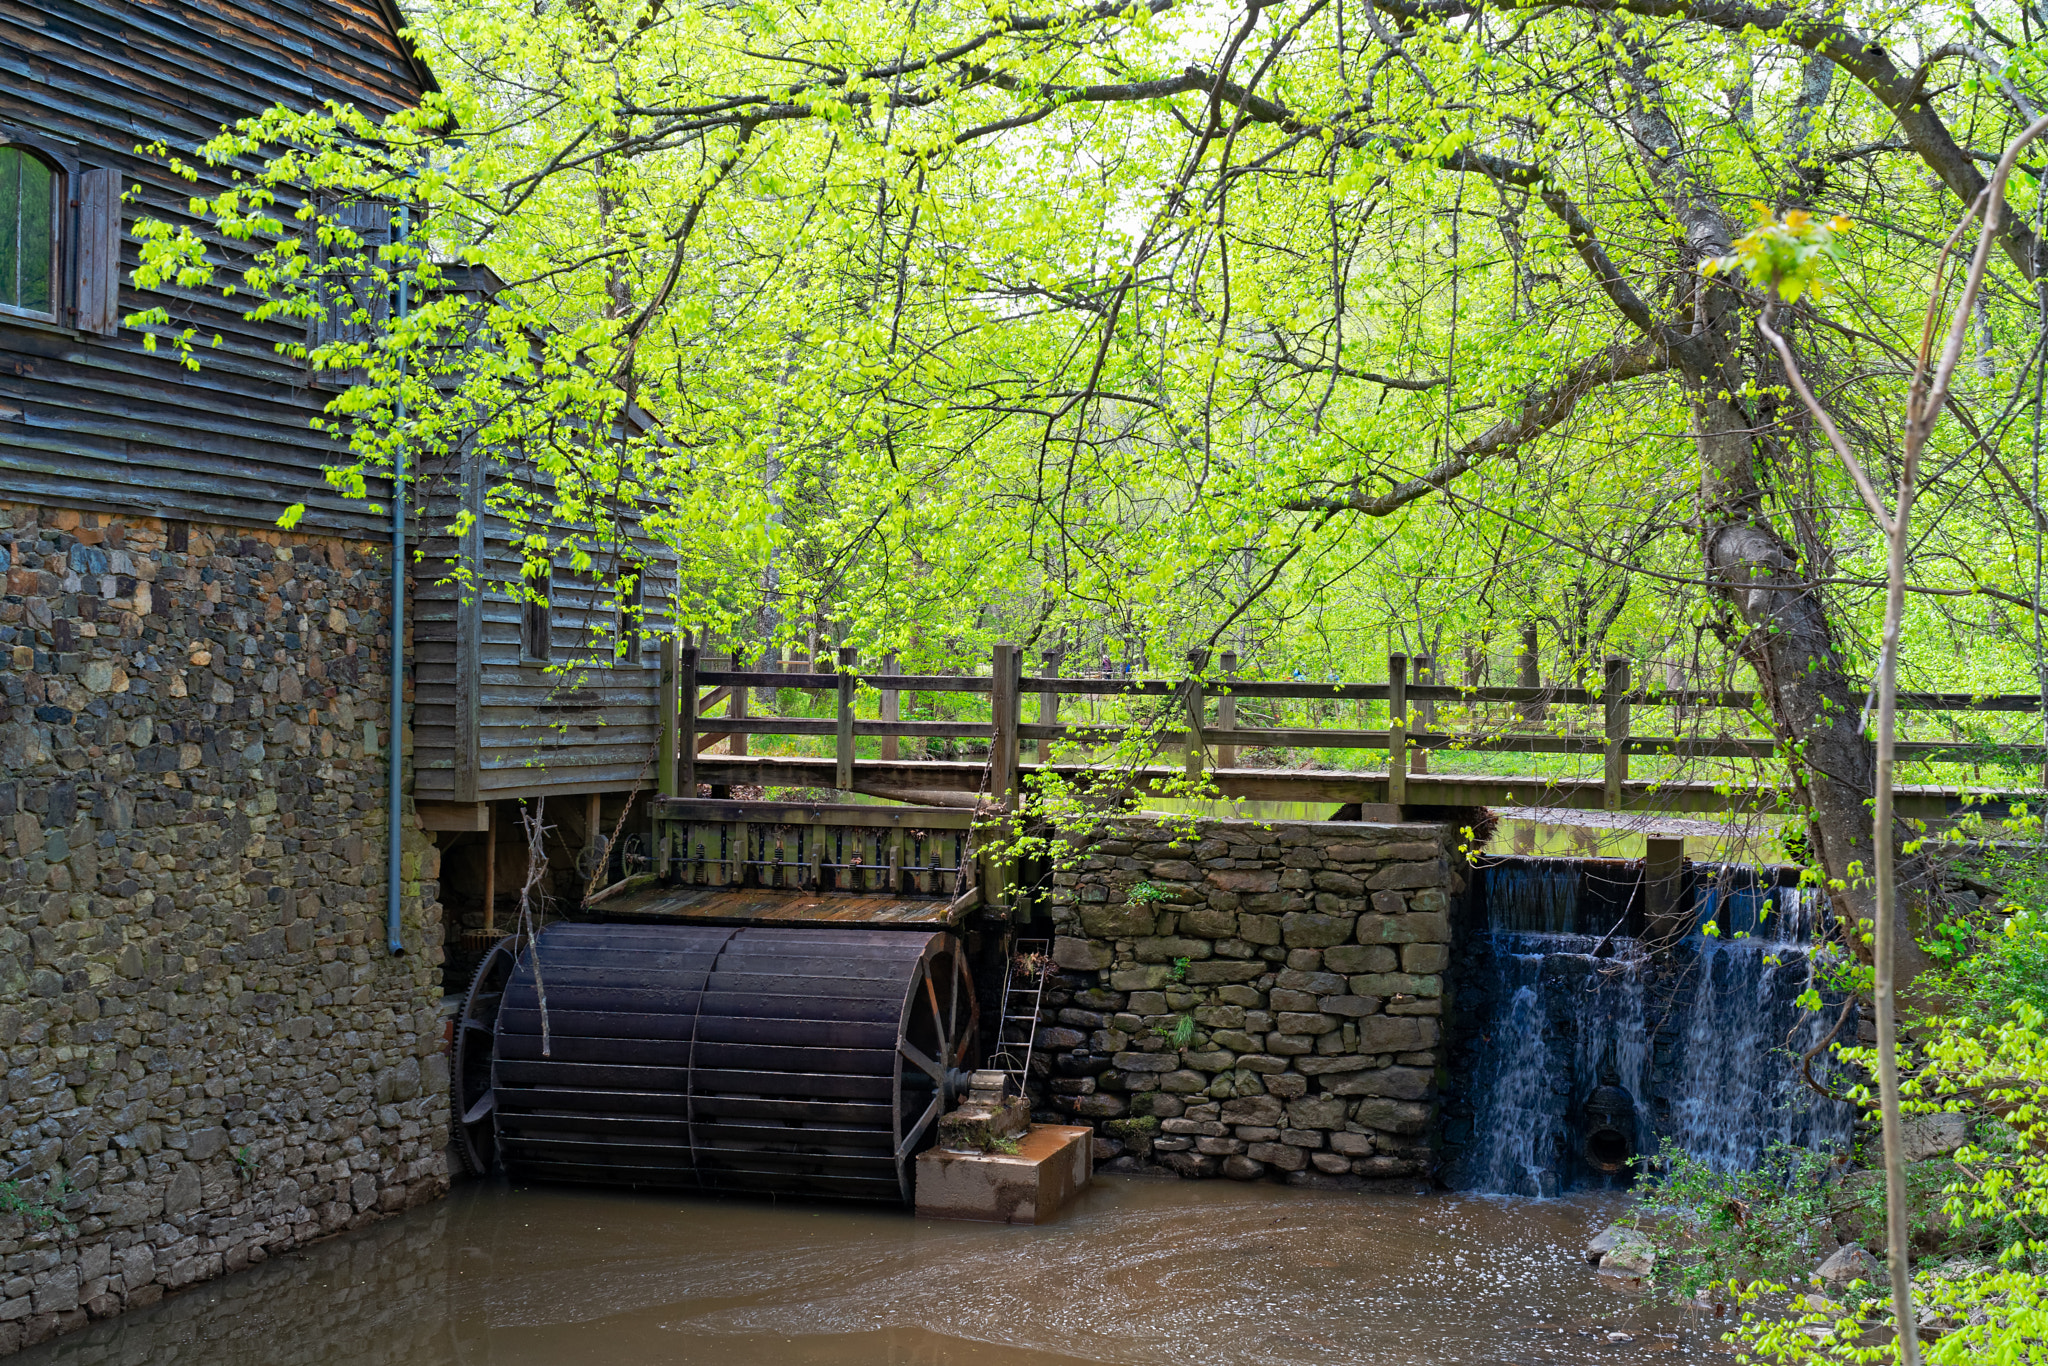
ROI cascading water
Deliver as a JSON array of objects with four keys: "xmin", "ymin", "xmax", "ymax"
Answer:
[{"xmin": 1443, "ymin": 857, "xmax": 1856, "ymax": 1196}]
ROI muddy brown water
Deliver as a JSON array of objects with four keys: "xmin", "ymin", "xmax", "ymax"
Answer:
[{"xmin": 15, "ymin": 1177, "xmax": 1721, "ymax": 1365}]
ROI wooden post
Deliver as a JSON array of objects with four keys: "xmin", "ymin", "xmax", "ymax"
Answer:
[
  {"xmin": 1604, "ymin": 655, "xmax": 1630, "ymax": 812},
  {"xmin": 991, "ymin": 642, "xmax": 1019, "ymax": 808},
  {"xmin": 1644, "ymin": 835, "xmax": 1687, "ymax": 942},
  {"xmin": 880, "ymin": 651, "xmax": 899, "ymax": 761},
  {"xmin": 1184, "ymin": 650, "xmax": 1206, "ymax": 780},
  {"xmin": 677, "ymin": 644, "xmax": 699, "ymax": 798},
  {"xmin": 1412, "ymin": 653, "xmax": 1433, "ymax": 775},
  {"xmin": 657, "ymin": 637, "xmax": 679, "ymax": 797},
  {"xmin": 1518, "ymin": 622, "xmax": 1546, "ymax": 722},
  {"xmin": 730, "ymin": 652, "xmax": 749, "ymax": 758},
  {"xmin": 1388, "ymin": 653, "xmax": 1408, "ymax": 807},
  {"xmin": 1038, "ymin": 650, "xmax": 1059, "ymax": 763},
  {"xmin": 1216, "ymin": 650, "xmax": 1238, "ymax": 770},
  {"xmin": 482, "ymin": 801, "xmax": 497, "ymax": 935},
  {"xmin": 836, "ymin": 645, "xmax": 858, "ymax": 793}
]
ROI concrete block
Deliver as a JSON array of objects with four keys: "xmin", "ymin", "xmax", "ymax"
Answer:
[{"xmin": 914, "ymin": 1125, "xmax": 1093, "ymax": 1224}]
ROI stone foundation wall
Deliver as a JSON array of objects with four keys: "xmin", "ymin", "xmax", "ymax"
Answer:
[
  {"xmin": 0, "ymin": 502, "xmax": 448, "ymax": 1354},
  {"xmin": 1035, "ymin": 818, "xmax": 1465, "ymax": 1185}
]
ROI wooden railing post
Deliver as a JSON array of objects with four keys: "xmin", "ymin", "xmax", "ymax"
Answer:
[
  {"xmin": 1412, "ymin": 653, "xmax": 1433, "ymax": 775},
  {"xmin": 1388, "ymin": 652, "xmax": 1408, "ymax": 807},
  {"xmin": 1184, "ymin": 649, "xmax": 1207, "ymax": 779},
  {"xmin": 836, "ymin": 645, "xmax": 858, "ymax": 792},
  {"xmin": 879, "ymin": 651, "xmax": 899, "ymax": 761},
  {"xmin": 730, "ymin": 650, "xmax": 749, "ymax": 757},
  {"xmin": 1604, "ymin": 655, "xmax": 1630, "ymax": 811},
  {"xmin": 1038, "ymin": 650, "xmax": 1059, "ymax": 762},
  {"xmin": 992, "ymin": 642, "xmax": 1020, "ymax": 807},
  {"xmin": 1217, "ymin": 650, "xmax": 1238, "ymax": 769},
  {"xmin": 677, "ymin": 643, "xmax": 698, "ymax": 798}
]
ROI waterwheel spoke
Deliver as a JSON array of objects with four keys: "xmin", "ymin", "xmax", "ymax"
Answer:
[
  {"xmin": 895, "ymin": 1092, "xmax": 943, "ymax": 1163},
  {"xmin": 898, "ymin": 1037, "xmax": 944, "ymax": 1083},
  {"xmin": 461, "ymin": 1090, "xmax": 496, "ymax": 1126}
]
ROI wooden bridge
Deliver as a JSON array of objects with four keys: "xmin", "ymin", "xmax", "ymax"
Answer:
[{"xmin": 650, "ymin": 643, "xmax": 2045, "ymax": 825}]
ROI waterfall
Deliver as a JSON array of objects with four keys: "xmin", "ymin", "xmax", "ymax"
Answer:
[{"xmin": 1445, "ymin": 856, "xmax": 1857, "ymax": 1195}]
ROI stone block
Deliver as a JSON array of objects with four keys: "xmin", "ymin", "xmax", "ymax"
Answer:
[
  {"xmin": 1236, "ymin": 913, "xmax": 1282, "ymax": 945},
  {"xmin": 1401, "ymin": 944, "xmax": 1450, "ymax": 976},
  {"xmin": 1234, "ymin": 1125, "xmax": 1281, "ymax": 1142},
  {"xmin": 1318, "ymin": 994, "xmax": 1381, "ymax": 1017},
  {"xmin": 1275, "ymin": 1011, "xmax": 1338, "ymax": 1036},
  {"xmin": 1286, "ymin": 1096, "xmax": 1347, "ymax": 1129},
  {"xmin": 1221, "ymin": 1155, "xmax": 1265, "ymax": 1180},
  {"xmin": 1161, "ymin": 1069, "xmax": 1212, "ymax": 1094},
  {"xmin": 1081, "ymin": 905, "xmax": 1158, "ymax": 938},
  {"xmin": 1110, "ymin": 966, "xmax": 1173, "ymax": 991},
  {"xmin": 1219, "ymin": 1095, "xmax": 1284, "ymax": 1126},
  {"xmin": 1367, "ymin": 862, "xmax": 1441, "ymax": 891},
  {"xmin": 1280, "ymin": 912, "xmax": 1354, "ymax": 948},
  {"xmin": 1178, "ymin": 909, "xmax": 1238, "ymax": 938},
  {"xmin": 1356, "ymin": 1015, "xmax": 1434, "ymax": 1052},
  {"xmin": 1180, "ymin": 1049, "xmax": 1236, "ymax": 1071},
  {"xmin": 1266, "ymin": 1033, "xmax": 1314, "ymax": 1056},
  {"xmin": 1206, "ymin": 869, "xmax": 1278, "ymax": 894},
  {"xmin": 1275, "ymin": 967, "xmax": 1346, "ymax": 994},
  {"xmin": 1327, "ymin": 1067, "xmax": 1434, "ymax": 1100},
  {"xmin": 1310, "ymin": 1151, "xmax": 1352, "ymax": 1175},
  {"xmin": 1113, "ymin": 1051, "xmax": 1179, "ymax": 1073},
  {"xmin": 1194, "ymin": 1136, "xmax": 1245, "ymax": 1156},
  {"xmin": 1262, "ymin": 1073, "xmax": 1308, "ymax": 1099},
  {"xmin": 1324, "ymin": 944, "xmax": 1397, "ymax": 974},
  {"xmin": 1347, "ymin": 973, "xmax": 1441, "ymax": 998},
  {"xmin": 1246, "ymin": 1142, "xmax": 1307, "ymax": 1172},
  {"xmin": 1233, "ymin": 1054, "xmax": 1288, "ymax": 1074},
  {"xmin": 1182, "ymin": 960, "xmax": 1263, "ymax": 985},
  {"xmin": 1268, "ymin": 988, "xmax": 1318, "ymax": 1012},
  {"xmin": 1280, "ymin": 1129, "xmax": 1325, "ymax": 1148},
  {"xmin": 1330, "ymin": 1131, "xmax": 1374, "ymax": 1156},
  {"xmin": 1135, "ymin": 936, "xmax": 1212, "ymax": 963},
  {"xmin": 1052, "ymin": 937, "xmax": 1112, "ymax": 971},
  {"xmin": 1349, "ymin": 1098, "xmax": 1435, "ymax": 1133}
]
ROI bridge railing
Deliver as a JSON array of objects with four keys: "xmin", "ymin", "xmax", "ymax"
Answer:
[{"xmin": 653, "ymin": 642, "xmax": 2047, "ymax": 812}]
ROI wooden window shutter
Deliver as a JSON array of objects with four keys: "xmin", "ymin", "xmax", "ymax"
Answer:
[
  {"xmin": 311, "ymin": 198, "xmax": 393, "ymax": 386},
  {"xmin": 73, "ymin": 168, "xmax": 122, "ymax": 336}
]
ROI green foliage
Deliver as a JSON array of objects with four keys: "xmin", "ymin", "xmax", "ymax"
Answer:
[
  {"xmin": 1631, "ymin": 1140, "xmax": 1842, "ymax": 1301},
  {"xmin": 1705, "ymin": 207, "xmax": 1852, "ymax": 303},
  {"xmin": 1127, "ymin": 882, "xmax": 1172, "ymax": 907}
]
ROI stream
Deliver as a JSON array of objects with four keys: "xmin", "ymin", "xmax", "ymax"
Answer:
[{"xmin": 13, "ymin": 1176, "xmax": 1718, "ymax": 1365}]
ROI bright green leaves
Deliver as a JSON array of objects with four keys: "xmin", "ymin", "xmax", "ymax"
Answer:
[{"xmin": 1704, "ymin": 205, "xmax": 1853, "ymax": 304}]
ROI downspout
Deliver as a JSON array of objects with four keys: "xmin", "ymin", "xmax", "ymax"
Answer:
[{"xmin": 387, "ymin": 204, "xmax": 411, "ymax": 956}]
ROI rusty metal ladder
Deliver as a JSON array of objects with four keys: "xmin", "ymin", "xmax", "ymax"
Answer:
[{"xmin": 992, "ymin": 938, "xmax": 1050, "ymax": 1101}]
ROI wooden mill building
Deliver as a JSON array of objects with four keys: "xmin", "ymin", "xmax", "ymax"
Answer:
[{"xmin": 0, "ymin": 0, "xmax": 675, "ymax": 978}]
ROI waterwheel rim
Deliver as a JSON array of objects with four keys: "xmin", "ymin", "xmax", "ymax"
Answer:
[
  {"xmin": 892, "ymin": 933, "xmax": 978, "ymax": 1202},
  {"xmin": 452, "ymin": 936, "xmax": 515, "ymax": 1177}
]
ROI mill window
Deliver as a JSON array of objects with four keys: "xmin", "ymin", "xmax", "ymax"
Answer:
[{"xmin": 0, "ymin": 146, "xmax": 57, "ymax": 320}]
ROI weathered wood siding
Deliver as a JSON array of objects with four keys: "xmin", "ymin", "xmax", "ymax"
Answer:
[
  {"xmin": 0, "ymin": 0, "xmax": 428, "ymax": 534},
  {"xmin": 412, "ymin": 462, "xmax": 678, "ymax": 801}
]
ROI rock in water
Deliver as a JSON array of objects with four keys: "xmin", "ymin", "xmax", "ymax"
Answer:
[
  {"xmin": 1815, "ymin": 1244, "xmax": 1887, "ymax": 1292},
  {"xmin": 1592, "ymin": 1226, "xmax": 1657, "ymax": 1277}
]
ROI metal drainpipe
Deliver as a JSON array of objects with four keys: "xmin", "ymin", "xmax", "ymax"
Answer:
[{"xmin": 386, "ymin": 205, "xmax": 411, "ymax": 956}]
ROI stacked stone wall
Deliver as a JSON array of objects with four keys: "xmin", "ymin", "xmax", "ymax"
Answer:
[
  {"xmin": 0, "ymin": 502, "xmax": 448, "ymax": 1354},
  {"xmin": 1037, "ymin": 818, "xmax": 1464, "ymax": 1184}
]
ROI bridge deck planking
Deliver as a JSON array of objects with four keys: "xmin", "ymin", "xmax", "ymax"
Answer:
[{"xmin": 689, "ymin": 755, "xmax": 2033, "ymax": 821}]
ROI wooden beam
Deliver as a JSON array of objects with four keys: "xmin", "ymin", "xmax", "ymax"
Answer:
[
  {"xmin": 991, "ymin": 643, "xmax": 1019, "ymax": 809},
  {"xmin": 1216, "ymin": 651, "xmax": 1238, "ymax": 770},
  {"xmin": 416, "ymin": 802, "xmax": 490, "ymax": 832}
]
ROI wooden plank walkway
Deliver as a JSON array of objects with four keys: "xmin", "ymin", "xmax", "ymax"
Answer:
[{"xmin": 593, "ymin": 883, "xmax": 975, "ymax": 929}]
